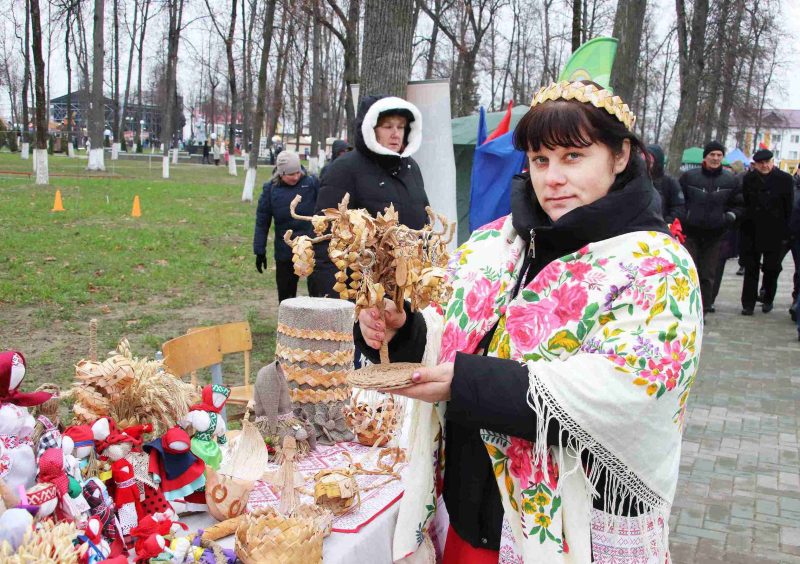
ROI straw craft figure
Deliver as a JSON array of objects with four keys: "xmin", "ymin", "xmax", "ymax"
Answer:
[
  {"xmin": 264, "ymin": 436, "xmax": 304, "ymax": 514},
  {"xmin": 284, "ymin": 195, "xmax": 455, "ymax": 389}
]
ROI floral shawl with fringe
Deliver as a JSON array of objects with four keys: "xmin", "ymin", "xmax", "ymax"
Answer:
[{"xmin": 393, "ymin": 214, "xmax": 702, "ymax": 563}]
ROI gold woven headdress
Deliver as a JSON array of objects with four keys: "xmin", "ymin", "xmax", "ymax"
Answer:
[{"xmin": 530, "ymin": 81, "xmax": 636, "ymax": 132}]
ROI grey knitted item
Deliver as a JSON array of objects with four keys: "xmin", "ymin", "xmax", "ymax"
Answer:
[{"xmin": 278, "ymin": 297, "xmax": 355, "ymax": 444}]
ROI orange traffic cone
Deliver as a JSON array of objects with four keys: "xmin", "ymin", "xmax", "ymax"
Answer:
[
  {"xmin": 51, "ymin": 190, "xmax": 65, "ymax": 212},
  {"xmin": 131, "ymin": 195, "xmax": 142, "ymax": 218}
]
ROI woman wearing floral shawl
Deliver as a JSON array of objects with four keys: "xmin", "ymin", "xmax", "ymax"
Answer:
[{"xmin": 356, "ymin": 81, "xmax": 702, "ymax": 563}]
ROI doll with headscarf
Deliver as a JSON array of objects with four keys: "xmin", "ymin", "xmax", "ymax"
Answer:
[
  {"xmin": 0, "ymin": 351, "xmax": 52, "ymax": 491},
  {"xmin": 31, "ymin": 384, "xmax": 62, "ymax": 460},
  {"xmin": 40, "ymin": 446, "xmax": 94, "ymax": 522},
  {"xmin": 143, "ymin": 426, "xmax": 206, "ymax": 503},
  {"xmin": 63, "ymin": 424, "xmax": 101, "ymax": 481},
  {"xmin": 179, "ymin": 384, "xmax": 229, "ymax": 471},
  {"xmin": 83, "ymin": 477, "xmax": 121, "ymax": 554},
  {"xmin": 77, "ymin": 516, "xmax": 111, "ymax": 564},
  {"xmin": 96, "ymin": 423, "xmax": 144, "ymax": 535}
]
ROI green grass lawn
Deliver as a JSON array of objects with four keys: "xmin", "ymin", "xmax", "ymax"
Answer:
[{"xmin": 0, "ymin": 151, "xmax": 290, "ymax": 391}]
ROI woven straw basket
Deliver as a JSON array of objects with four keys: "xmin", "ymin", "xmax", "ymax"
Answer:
[
  {"xmin": 235, "ymin": 507, "xmax": 322, "ymax": 564},
  {"xmin": 290, "ymin": 503, "xmax": 334, "ymax": 537},
  {"xmin": 344, "ymin": 390, "xmax": 399, "ymax": 447}
]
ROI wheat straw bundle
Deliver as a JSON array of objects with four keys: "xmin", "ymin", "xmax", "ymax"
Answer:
[
  {"xmin": 0, "ymin": 520, "xmax": 81, "ymax": 563},
  {"xmin": 235, "ymin": 507, "xmax": 322, "ymax": 564},
  {"xmin": 71, "ymin": 329, "xmax": 198, "ymax": 434}
]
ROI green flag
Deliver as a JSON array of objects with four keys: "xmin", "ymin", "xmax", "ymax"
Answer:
[{"xmin": 558, "ymin": 37, "xmax": 618, "ymax": 91}]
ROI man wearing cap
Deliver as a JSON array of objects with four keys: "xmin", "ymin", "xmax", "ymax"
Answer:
[
  {"xmin": 319, "ymin": 139, "xmax": 352, "ymax": 181},
  {"xmin": 253, "ymin": 151, "xmax": 320, "ymax": 302},
  {"xmin": 310, "ymin": 95, "xmax": 430, "ymax": 298},
  {"xmin": 679, "ymin": 141, "xmax": 744, "ymax": 314},
  {"xmin": 739, "ymin": 149, "xmax": 794, "ymax": 315}
]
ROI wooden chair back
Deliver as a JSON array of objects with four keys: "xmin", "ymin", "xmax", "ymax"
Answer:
[
  {"xmin": 161, "ymin": 327, "xmax": 223, "ymax": 384},
  {"xmin": 185, "ymin": 321, "xmax": 253, "ymax": 406}
]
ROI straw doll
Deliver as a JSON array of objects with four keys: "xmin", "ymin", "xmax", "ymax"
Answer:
[
  {"xmin": 0, "ymin": 351, "xmax": 52, "ymax": 491},
  {"xmin": 180, "ymin": 384, "xmax": 230, "ymax": 471},
  {"xmin": 266, "ymin": 436, "xmax": 304, "ymax": 514}
]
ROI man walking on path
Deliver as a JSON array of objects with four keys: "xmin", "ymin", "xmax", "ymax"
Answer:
[
  {"xmin": 679, "ymin": 141, "xmax": 744, "ymax": 314},
  {"xmin": 739, "ymin": 149, "xmax": 794, "ymax": 315}
]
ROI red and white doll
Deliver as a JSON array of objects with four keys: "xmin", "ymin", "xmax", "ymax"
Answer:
[
  {"xmin": 96, "ymin": 425, "xmax": 143, "ymax": 535},
  {"xmin": 0, "ymin": 351, "xmax": 52, "ymax": 491},
  {"xmin": 78, "ymin": 516, "xmax": 111, "ymax": 564}
]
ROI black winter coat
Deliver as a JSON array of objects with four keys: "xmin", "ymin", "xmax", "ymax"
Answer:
[
  {"xmin": 356, "ymin": 165, "xmax": 669, "ymax": 550},
  {"xmin": 310, "ymin": 95, "xmax": 430, "ymax": 297},
  {"xmin": 679, "ymin": 165, "xmax": 744, "ymax": 235},
  {"xmin": 253, "ymin": 173, "xmax": 320, "ymax": 262},
  {"xmin": 741, "ymin": 167, "xmax": 794, "ymax": 250},
  {"xmin": 653, "ymin": 174, "xmax": 685, "ymax": 224}
]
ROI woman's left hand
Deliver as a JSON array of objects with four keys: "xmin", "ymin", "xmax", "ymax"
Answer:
[{"xmin": 384, "ymin": 362, "xmax": 454, "ymax": 403}]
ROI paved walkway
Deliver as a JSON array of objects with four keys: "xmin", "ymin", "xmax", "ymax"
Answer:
[{"xmin": 669, "ymin": 257, "xmax": 800, "ymax": 563}]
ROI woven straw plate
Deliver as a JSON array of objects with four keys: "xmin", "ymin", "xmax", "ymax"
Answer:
[{"xmin": 346, "ymin": 361, "xmax": 422, "ymax": 390}]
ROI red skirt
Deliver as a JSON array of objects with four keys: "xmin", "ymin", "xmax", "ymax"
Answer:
[{"xmin": 442, "ymin": 524, "xmax": 499, "ymax": 564}]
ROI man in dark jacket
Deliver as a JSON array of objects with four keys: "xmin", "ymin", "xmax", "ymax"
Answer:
[
  {"xmin": 739, "ymin": 149, "xmax": 794, "ymax": 315},
  {"xmin": 319, "ymin": 139, "xmax": 351, "ymax": 181},
  {"xmin": 679, "ymin": 141, "xmax": 744, "ymax": 314},
  {"xmin": 647, "ymin": 144, "xmax": 685, "ymax": 224},
  {"xmin": 253, "ymin": 151, "xmax": 320, "ymax": 302},
  {"xmin": 310, "ymin": 95, "xmax": 430, "ymax": 297}
]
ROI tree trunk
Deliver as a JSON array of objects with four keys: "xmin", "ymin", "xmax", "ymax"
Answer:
[
  {"xmin": 30, "ymin": 0, "xmax": 48, "ymax": 183},
  {"xmin": 21, "ymin": 0, "xmax": 30, "ymax": 158},
  {"xmin": 65, "ymin": 8, "xmax": 75, "ymax": 157},
  {"xmin": 294, "ymin": 21, "xmax": 310, "ymax": 153},
  {"xmin": 716, "ymin": 0, "xmax": 745, "ymax": 144},
  {"xmin": 112, "ymin": 0, "xmax": 120, "ymax": 144},
  {"xmin": 243, "ymin": 0, "xmax": 277, "ymax": 202},
  {"xmin": 119, "ymin": 0, "xmax": 139, "ymax": 150},
  {"xmin": 88, "ymin": 0, "xmax": 106, "ymax": 171},
  {"xmin": 360, "ymin": 0, "xmax": 414, "ymax": 99},
  {"xmin": 571, "ymin": 0, "xmax": 582, "ymax": 52},
  {"xmin": 667, "ymin": 0, "xmax": 709, "ymax": 175},
  {"xmin": 310, "ymin": 0, "xmax": 322, "ymax": 169},
  {"xmin": 268, "ymin": 19, "xmax": 291, "ymax": 144},
  {"xmin": 135, "ymin": 0, "xmax": 151, "ymax": 148},
  {"xmin": 425, "ymin": 0, "xmax": 441, "ymax": 79},
  {"xmin": 343, "ymin": 0, "xmax": 360, "ymax": 140},
  {"xmin": 161, "ymin": 0, "xmax": 184, "ymax": 178},
  {"xmin": 609, "ymin": 0, "xmax": 647, "ymax": 103}
]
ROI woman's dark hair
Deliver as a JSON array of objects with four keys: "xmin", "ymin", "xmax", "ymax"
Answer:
[{"xmin": 513, "ymin": 83, "xmax": 647, "ymax": 190}]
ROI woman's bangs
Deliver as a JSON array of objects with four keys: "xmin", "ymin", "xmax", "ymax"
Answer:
[{"xmin": 513, "ymin": 101, "xmax": 596, "ymax": 152}]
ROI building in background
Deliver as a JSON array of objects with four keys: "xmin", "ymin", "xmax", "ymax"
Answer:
[{"xmin": 726, "ymin": 109, "xmax": 800, "ymax": 172}]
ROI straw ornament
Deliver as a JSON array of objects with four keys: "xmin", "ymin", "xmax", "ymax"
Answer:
[
  {"xmin": 344, "ymin": 390, "xmax": 400, "ymax": 447},
  {"xmin": 284, "ymin": 195, "xmax": 454, "ymax": 390},
  {"xmin": 529, "ymin": 80, "xmax": 637, "ymax": 131}
]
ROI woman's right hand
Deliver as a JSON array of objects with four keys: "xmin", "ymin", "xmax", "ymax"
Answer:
[{"xmin": 357, "ymin": 300, "xmax": 407, "ymax": 350}]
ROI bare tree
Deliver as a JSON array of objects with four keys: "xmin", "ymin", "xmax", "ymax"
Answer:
[
  {"xmin": 416, "ymin": 0, "xmax": 506, "ymax": 117},
  {"xmin": 204, "ymin": 0, "xmax": 239, "ymax": 175},
  {"xmin": 243, "ymin": 0, "xmax": 277, "ymax": 202},
  {"xmin": 87, "ymin": 0, "xmax": 105, "ymax": 170},
  {"xmin": 29, "ymin": 0, "xmax": 48, "ymax": 182},
  {"xmin": 667, "ymin": 0, "xmax": 709, "ymax": 175},
  {"xmin": 160, "ymin": 0, "xmax": 186, "ymax": 178}
]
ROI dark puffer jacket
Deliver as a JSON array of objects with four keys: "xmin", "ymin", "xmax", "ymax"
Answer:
[
  {"xmin": 678, "ymin": 165, "xmax": 744, "ymax": 236},
  {"xmin": 647, "ymin": 144, "xmax": 685, "ymax": 224},
  {"xmin": 310, "ymin": 95, "xmax": 430, "ymax": 297},
  {"xmin": 253, "ymin": 171, "xmax": 319, "ymax": 262}
]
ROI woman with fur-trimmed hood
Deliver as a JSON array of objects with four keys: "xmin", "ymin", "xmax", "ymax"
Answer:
[{"xmin": 310, "ymin": 95, "xmax": 430, "ymax": 298}]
